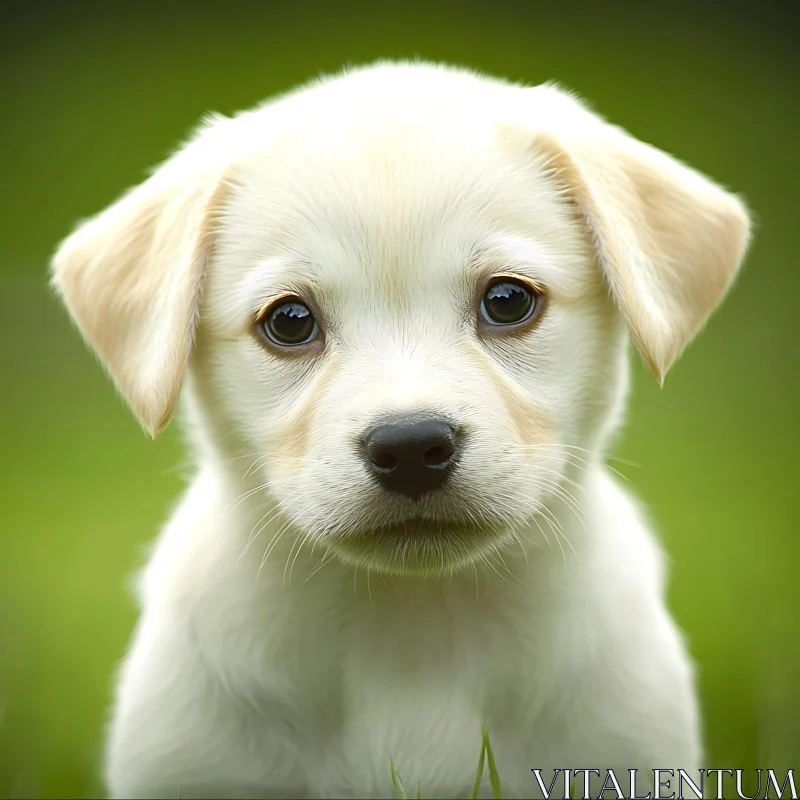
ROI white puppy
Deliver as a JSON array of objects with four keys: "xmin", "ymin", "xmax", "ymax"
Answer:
[{"xmin": 52, "ymin": 62, "xmax": 750, "ymax": 799}]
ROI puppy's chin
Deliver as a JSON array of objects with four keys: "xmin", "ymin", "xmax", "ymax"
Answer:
[{"xmin": 323, "ymin": 518, "xmax": 511, "ymax": 578}]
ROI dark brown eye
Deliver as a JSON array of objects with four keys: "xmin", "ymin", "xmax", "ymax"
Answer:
[
  {"xmin": 481, "ymin": 279, "xmax": 538, "ymax": 325},
  {"xmin": 262, "ymin": 299, "xmax": 318, "ymax": 346}
]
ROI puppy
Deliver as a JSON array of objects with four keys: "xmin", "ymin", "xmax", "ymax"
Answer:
[{"xmin": 52, "ymin": 62, "xmax": 750, "ymax": 799}]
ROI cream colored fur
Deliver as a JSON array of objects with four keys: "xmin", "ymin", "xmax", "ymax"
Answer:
[{"xmin": 51, "ymin": 62, "xmax": 750, "ymax": 799}]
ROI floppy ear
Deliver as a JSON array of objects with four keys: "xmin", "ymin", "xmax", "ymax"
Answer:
[
  {"xmin": 530, "ymin": 89, "xmax": 751, "ymax": 380},
  {"xmin": 51, "ymin": 166, "xmax": 229, "ymax": 438}
]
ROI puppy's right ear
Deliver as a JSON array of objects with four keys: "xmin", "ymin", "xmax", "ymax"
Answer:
[{"xmin": 51, "ymin": 160, "xmax": 229, "ymax": 438}]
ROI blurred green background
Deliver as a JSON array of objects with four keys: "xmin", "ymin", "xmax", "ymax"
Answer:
[{"xmin": 0, "ymin": 0, "xmax": 797, "ymax": 796}]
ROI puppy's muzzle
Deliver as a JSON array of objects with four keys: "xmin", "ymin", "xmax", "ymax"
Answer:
[{"xmin": 362, "ymin": 415, "xmax": 460, "ymax": 498}]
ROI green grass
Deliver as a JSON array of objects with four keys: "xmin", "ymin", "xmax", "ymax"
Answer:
[
  {"xmin": 391, "ymin": 729, "xmax": 503, "ymax": 799},
  {"xmin": 389, "ymin": 734, "xmax": 778, "ymax": 799}
]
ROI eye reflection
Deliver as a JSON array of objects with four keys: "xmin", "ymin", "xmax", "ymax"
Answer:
[
  {"xmin": 481, "ymin": 279, "xmax": 538, "ymax": 326},
  {"xmin": 261, "ymin": 299, "xmax": 318, "ymax": 346}
]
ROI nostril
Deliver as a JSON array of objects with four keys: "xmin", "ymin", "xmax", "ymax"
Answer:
[
  {"xmin": 423, "ymin": 444, "xmax": 452, "ymax": 467},
  {"xmin": 372, "ymin": 451, "xmax": 397, "ymax": 472}
]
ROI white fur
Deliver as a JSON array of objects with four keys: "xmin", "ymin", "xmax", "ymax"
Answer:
[{"xmin": 51, "ymin": 62, "xmax": 750, "ymax": 798}]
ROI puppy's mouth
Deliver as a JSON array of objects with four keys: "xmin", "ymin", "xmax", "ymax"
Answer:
[{"xmin": 323, "ymin": 514, "xmax": 508, "ymax": 577}]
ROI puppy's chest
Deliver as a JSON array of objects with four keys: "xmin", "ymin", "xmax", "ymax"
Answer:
[
  {"xmin": 288, "ymin": 595, "xmax": 549, "ymax": 797},
  {"xmin": 310, "ymin": 648, "xmax": 494, "ymax": 797}
]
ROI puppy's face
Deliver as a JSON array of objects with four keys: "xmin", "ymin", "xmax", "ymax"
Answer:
[
  {"xmin": 51, "ymin": 64, "xmax": 751, "ymax": 577},
  {"xmin": 200, "ymin": 122, "xmax": 622, "ymax": 575}
]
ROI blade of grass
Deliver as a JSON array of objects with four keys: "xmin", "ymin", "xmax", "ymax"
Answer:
[
  {"xmin": 472, "ymin": 737, "xmax": 487, "ymax": 800},
  {"xmin": 483, "ymin": 728, "xmax": 503, "ymax": 799},
  {"xmin": 390, "ymin": 758, "xmax": 407, "ymax": 799}
]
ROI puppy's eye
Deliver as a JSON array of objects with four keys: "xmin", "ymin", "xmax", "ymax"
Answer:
[
  {"xmin": 481, "ymin": 279, "xmax": 538, "ymax": 326},
  {"xmin": 261, "ymin": 299, "xmax": 318, "ymax": 346}
]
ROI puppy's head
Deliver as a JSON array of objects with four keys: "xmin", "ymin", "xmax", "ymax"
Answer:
[{"xmin": 52, "ymin": 63, "xmax": 750, "ymax": 577}]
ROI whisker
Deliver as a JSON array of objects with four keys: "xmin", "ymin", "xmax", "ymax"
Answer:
[
  {"xmin": 530, "ymin": 478, "xmax": 588, "ymax": 534},
  {"xmin": 479, "ymin": 552, "xmax": 511, "ymax": 584},
  {"xmin": 303, "ymin": 549, "xmax": 335, "ymax": 584},
  {"xmin": 521, "ymin": 443, "xmax": 639, "ymax": 480},
  {"xmin": 225, "ymin": 474, "xmax": 298, "ymax": 514},
  {"xmin": 236, "ymin": 487, "xmax": 304, "ymax": 566},
  {"xmin": 537, "ymin": 506, "xmax": 568, "ymax": 567},
  {"xmin": 285, "ymin": 524, "xmax": 314, "ymax": 588},
  {"xmin": 541, "ymin": 504, "xmax": 579, "ymax": 561},
  {"xmin": 525, "ymin": 442, "xmax": 638, "ymax": 466},
  {"xmin": 523, "ymin": 449, "xmax": 596, "ymax": 476},
  {"xmin": 258, "ymin": 514, "xmax": 298, "ymax": 577},
  {"xmin": 530, "ymin": 514, "xmax": 553, "ymax": 552},
  {"xmin": 507, "ymin": 527, "xmax": 529, "ymax": 563},
  {"xmin": 242, "ymin": 454, "xmax": 271, "ymax": 480}
]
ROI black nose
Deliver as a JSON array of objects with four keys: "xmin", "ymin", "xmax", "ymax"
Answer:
[{"xmin": 362, "ymin": 416, "xmax": 459, "ymax": 498}]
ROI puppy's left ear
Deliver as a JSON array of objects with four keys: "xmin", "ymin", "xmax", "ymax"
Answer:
[
  {"xmin": 51, "ymin": 166, "xmax": 229, "ymax": 438},
  {"xmin": 530, "ymin": 88, "xmax": 752, "ymax": 381}
]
